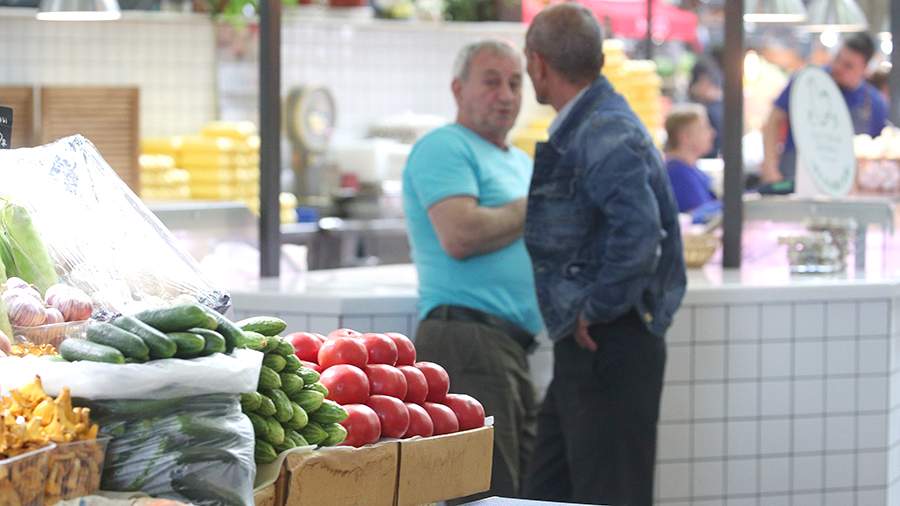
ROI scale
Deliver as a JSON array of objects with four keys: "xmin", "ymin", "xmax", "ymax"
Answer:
[{"xmin": 285, "ymin": 85, "xmax": 336, "ymax": 200}]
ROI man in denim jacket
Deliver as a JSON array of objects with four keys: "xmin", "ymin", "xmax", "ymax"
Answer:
[{"xmin": 522, "ymin": 4, "xmax": 686, "ymax": 505}]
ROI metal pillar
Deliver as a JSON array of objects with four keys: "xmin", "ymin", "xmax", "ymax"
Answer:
[
  {"xmin": 722, "ymin": 0, "xmax": 744, "ymax": 268},
  {"xmin": 645, "ymin": 0, "xmax": 654, "ymax": 60},
  {"xmin": 891, "ymin": 0, "xmax": 900, "ymax": 124},
  {"xmin": 259, "ymin": 0, "xmax": 282, "ymax": 278}
]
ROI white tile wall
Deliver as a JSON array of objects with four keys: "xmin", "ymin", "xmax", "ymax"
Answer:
[{"xmin": 0, "ymin": 11, "xmax": 216, "ymax": 138}]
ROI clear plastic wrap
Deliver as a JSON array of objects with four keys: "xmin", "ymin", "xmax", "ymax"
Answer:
[{"xmin": 0, "ymin": 135, "xmax": 230, "ymax": 319}]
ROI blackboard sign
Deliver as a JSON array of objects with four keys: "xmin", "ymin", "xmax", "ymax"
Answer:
[{"xmin": 0, "ymin": 107, "xmax": 11, "ymax": 149}]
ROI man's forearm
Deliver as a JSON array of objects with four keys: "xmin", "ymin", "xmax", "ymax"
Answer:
[
  {"xmin": 761, "ymin": 110, "xmax": 784, "ymax": 181},
  {"xmin": 429, "ymin": 197, "xmax": 526, "ymax": 260},
  {"xmin": 461, "ymin": 202, "xmax": 525, "ymax": 257}
]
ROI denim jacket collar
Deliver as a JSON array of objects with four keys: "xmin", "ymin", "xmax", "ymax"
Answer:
[{"xmin": 547, "ymin": 76, "xmax": 614, "ymax": 152}]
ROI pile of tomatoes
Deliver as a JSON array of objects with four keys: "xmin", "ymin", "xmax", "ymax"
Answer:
[{"xmin": 288, "ymin": 328, "xmax": 486, "ymax": 447}]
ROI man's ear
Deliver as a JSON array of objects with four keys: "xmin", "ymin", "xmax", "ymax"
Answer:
[{"xmin": 451, "ymin": 78, "xmax": 462, "ymax": 103}]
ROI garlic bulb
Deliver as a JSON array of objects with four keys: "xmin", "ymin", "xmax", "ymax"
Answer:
[
  {"xmin": 43, "ymin": 307, "xmax": 64, "ymax": 325},
  {"xmin": 4, "ymin": 279, "xmax": 41, "ymax": 301},
  {"xmin": 7, "ymin": 294, "xmax": 47, "ymax": 327},
  {"xmin": 44, "ymin": 284, "xmax": 93, "ymax": 322}
]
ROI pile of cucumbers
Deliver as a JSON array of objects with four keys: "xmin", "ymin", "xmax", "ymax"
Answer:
[
  {"xmin": 58, "ymin": 303, "xmax": 251, "ymax": 364},
  {"xmin": 235, "ymin": 317, "xmax": 348, "ymax": 463}
]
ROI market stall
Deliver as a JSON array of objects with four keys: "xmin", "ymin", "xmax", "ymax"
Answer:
[{"xmin": 0, "ymin": 136, "xmax": 494, "ymax": 506}]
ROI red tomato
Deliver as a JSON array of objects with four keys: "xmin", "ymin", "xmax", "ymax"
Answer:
[
  {"xmin": 313, "ymin": 333, "xmax": 327, "ymax": 343},
  {"xmin": 288, "ymin": 332, "xmax": 322, "ymax": 363},
  {"xmin": 339, "ymin": 404, "xmax": 382, "ymax": 447},
  {"xmin": 301, "ymin": 360, "xmax": 323, "ymax": 373},
  {"xmin": 327, "ymin": 328, "xmax": 363, "ymax": 340},
  {"xmin": 423, "ymin": 402, "xmax": 459, "ymax": 435},
  {"xmin": 403, "ymin": 402, "xmax": 434, "ymax": 438},
  {"xmin": 415, "ymin": 362, "xmax": 450, "ymax": 403},
  {"xmin": 319, "ymin": 364, "xmax": 370, "ymax": 405},
  {"xmin": 443, "ymin": 394, "xmax": 485, "ymax": 431},
  {"xmin": 365, "ymin": 364, "xmax": 408, "ymax": 399},
  {"xmin": 362, "ymin": 333, "xmax": 399, "ymax": 365},
  {"xmin": 367, "ymin": 395, "xmax": 410, "ymax": 438},
  {"xmin": 398, "ymin": 365, "xmax": 428, "ymax": 404},
  {"xmin": 385, "ymin": 332, "xmax": 416, "ymax": 366},
  {"xmin": 318, "ymin": 337, "xmax": 368, "ymax": 369}
]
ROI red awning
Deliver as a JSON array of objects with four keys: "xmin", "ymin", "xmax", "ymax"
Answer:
[{"xmin": 522, "ymin": 0, "xmax": 701, "ymax": 49}]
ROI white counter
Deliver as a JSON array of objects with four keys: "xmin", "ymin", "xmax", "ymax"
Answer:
[{"xmin": 228, "ymin": 264, "xmax": 900, "ymax": 505}]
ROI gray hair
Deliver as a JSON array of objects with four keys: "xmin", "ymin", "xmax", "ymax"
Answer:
[
  {"xmin": 452, "ymin": 39, "xmax": 523, "ymax": 81},
  {"xmin": 526, "ymin": 3, "xmax": 604, "ymax": 84}
]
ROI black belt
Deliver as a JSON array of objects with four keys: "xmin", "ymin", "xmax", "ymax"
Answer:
[{"xmin": 426, "ymin": 305, "xmax": 537, "ymax": 353}]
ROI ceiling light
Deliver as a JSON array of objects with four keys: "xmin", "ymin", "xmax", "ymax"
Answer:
[
  {"xmin": 744, "ymin": 0, "xmax": 807, "ymax": 23},
  {"xmin": 804, "ymin": 0, "xmax": 868, "ymax": 32},
  {"xmin": 37, "ymin": 0, "xmax": 121, "ymax": 21}
]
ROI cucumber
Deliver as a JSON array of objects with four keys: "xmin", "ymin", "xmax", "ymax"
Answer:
[
  {"xmin": 322, "ymin": 423, "xmax": 348, "ymax": 447},
  {"xmin": 112, "ymin": 316, "xmax": 176, "ymax": 359},
  {"xmin": 285, "ymin": 402, "xmax": 309, "ymax": 431},
  {"xmin": 282, "ymin": 354, "xmax": 303, "ymax": 372},
  {"xmin": 290, "ymin": 389, "xmax": 324, "ymax": 413},
  {"xmin": 263, "ymin": 336, "xmax": 281, "ymax": 353},
  {"xmin": 310, "ymin": 400, "xmax": 348, "ymax": 425},
  {"xmin": 287, "ymin": 430, "xmax": 309, "ymax": 447},
  {"xmin": 202, "ymin": 312, "xmax": 219, "ymax": 331},
  {"xmin": 189, "ymin": 328, "xmax": 226, "ymax": 356},
  {"xmin": 275, "ymin": 339, "xmax": 295, "ymax": 357},
  {"xmin": 134, "ymin": 304, "xmax": 214, "ymax": 333},
  {"xmin": 236, "ymin": 316, "xmax": 287, "ymax": 337},
  {"xmin": 246, "ymin": 412, "xmax": 269, "ymax": 439},
  {"xmin": 167, "ymin": 332, "xmax": 206, "ymax": 358},
  {"xmin": 59, "ymin": 338, "xmax": 125, "ymax": 364},
  {"xmin": 263, "ymin": 353, "xmax": 287, "ymax": 372},
  {"xmin": 255, "ymin": 439, "xmax": 277, "ymax": 464},
  {"xmin": 203, "ymin": 308, "xmax": 242, "ymax": 353},
  {"xmin": 235, "ymin": 331, "xmax": 268, "ymax": 351},
  {"xmin": 87, "ymin": 322, "xmax": 149, "ymax": 361},
  {"xmin": 300, "ymin": 422, "xmax": 328, "ymax": 446},
  {"xmin": 259, "ymin": 366, "xmax": 282, "ymax": 390},
  {"xmin": 256, "ymin": 396, "xmax": 277, "ymax": 417},
  {"xmin": 265, "ymin": 416, "xmax": 285, "ymax": 445},
  {"xmin": 267, "ymin": 388, "xmax": 293, "ymax": 423},
  {"xmin": 274, "ymin": 436, "xmax": 297, "ymax": 453},
  {"xmin": 171, "ymin": 469, "xmax": 246, "ymax": 506},
  {"xmin": 280, "ymin": 373, "xmax": 304, "ymax": 394},
  {"xmin": 303, "ymin": 382, "xmax": 329, "ymax": 398},
  {"xmin": 297, "ymin": 367, "xmax": 321, "ymax": 385},
  {"xmin": 240, "ymin": 392, "xmax": 263, "ymax": 412}
]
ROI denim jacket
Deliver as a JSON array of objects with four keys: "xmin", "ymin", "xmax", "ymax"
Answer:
[{"xmin": 525, "ymin": 76, "xmax": 687, "ymax": 340}]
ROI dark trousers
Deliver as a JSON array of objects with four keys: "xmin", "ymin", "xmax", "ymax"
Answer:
[
  {"xmin": 414, "ymin": 318, "xmax": 537, "ymax": 503},
  {"xmin": 524, "ymin": 312, "xmax": 666, "ymax": 506}
]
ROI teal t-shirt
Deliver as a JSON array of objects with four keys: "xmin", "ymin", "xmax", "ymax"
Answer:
[{"xmin": 402, "ymin": 124, "xmax": 544, "ymax": 335}]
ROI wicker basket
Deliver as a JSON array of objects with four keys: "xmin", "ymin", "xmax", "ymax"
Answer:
[{"xmin": 682, "ymin": 233, "xmax": 719, "ymax": 268}]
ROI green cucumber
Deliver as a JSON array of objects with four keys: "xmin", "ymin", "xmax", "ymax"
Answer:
[
  {"xmin": 87, "ymin": 322, "xmax": 149, "ymax": 361},
  {"xmin": 236, "ymin": 316, "xmax": 287, "ymax": 337},
  {"xmin": 263, "ymin": 353, "xmax": 287, "ymax": 372},
  {"xmin": 167, "ymin": 332, "xmax": 206, "ymax": 358},
  {"xmin": 267, "ymin": 389, "xmax": 293, "ymax": 423},
  {"xmin": 297, "ymin": 367, "xmax": 321, "ymax": 385},
  {"xmin": 285, "ymin": 402, "xmax": 309, "ymax": 431},
  {"xmin": 246, "ymin": 412, "xmax": 270, "ymax": 439},
  {"xmin": 134, "ymin": 304, "xmax": 214, "ymax": 333},
  {"xmin": 59, "ymin": 338, "xmax": 125, "ymax": 364},
  {"xmin": 275, "ymin": 339, "xmax": 295, "ymax": 357},
  {"xmin": 255, "ymin": 439, "xmax": 277, "ymax": 464},
  {"xmin": 240, "ymin": 392, "xmax": 263, "ymax": 412},
  {"xmin": 203, "ymin": 309, "xmax": 242, "ymax": 353},
  {"xmin": 310, "ymin": 400, "xmax": 348, "ymax": 425},
  {"xmin": 322, "ymin": 423, "xmax": 348, "ymax": 447},
  {"xmin": 256, "ymin": 396, "xmax": 277, "ymax": 417},
  {"xmin": 300, "ymin": 422, "xmax": 328, "ymax": 446},
  {"xmin": 287, "ymin": 430, "xmax": 309, "ymax": 447},
  {"xmin": 274, "ymin": 436, "xmax": 297, "ymax": 453},
  {"xmin": 290, "ymin": 390, "xmax": 324, "ymax": 413},
  {"xmin": 263, "ymin": 336, "xmax": 281, "ymax": 353},
  {"xmin": 303, "ymin": 382, "xmax": 328, "ymax": 397},
  {"xmin": 264, "ymin": 416, "xmax": 285, "ymax": 445},
  {"xmin": 235, "ymin": 331, "xmax": 268, "ymax": 351},
  {"xmin": 280, "ymin": 373, "xmax": 304, "ymax": 394},
  {"xmin": 282, "ymin": 354, "xmax": 303, "ymax": 372},
  {"xmin": 112, "ymin": 316, "xmax": 176, "ymax": 360},
  {"xmin": 258, "ymin": 366, "xmax": 282, "ymax": 390},
  {"xmin": 189, "ymin": 328, "xmax": 226, "ymax": 356}
]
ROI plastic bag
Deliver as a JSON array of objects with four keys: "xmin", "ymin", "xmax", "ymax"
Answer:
[
  {"xmin": 85, "ymin": 394, "xmax": 256, "ymax": 506},
  {"xmin": 0, "ymin": 135, "xmax": 230, "ymax": 318}
]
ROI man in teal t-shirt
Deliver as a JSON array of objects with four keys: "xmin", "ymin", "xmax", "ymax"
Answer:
[{"xmin": 402, "ymin": 39, "xmax": 542, "ymax": 502}]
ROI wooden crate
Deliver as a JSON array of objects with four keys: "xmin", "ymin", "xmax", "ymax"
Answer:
[{"xmin": 0, "ymin": 86, "xmax": 34, "ymax": 148}]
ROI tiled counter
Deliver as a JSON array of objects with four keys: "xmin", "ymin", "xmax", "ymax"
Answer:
[{"xmin": 228, "ymin": 264, "xmax": 900, "ymax": 505}]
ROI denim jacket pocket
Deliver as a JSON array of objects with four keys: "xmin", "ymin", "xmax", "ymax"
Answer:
[{"xmin": 526, "ymin": 175, "xmax": 589, "ymax": 251}]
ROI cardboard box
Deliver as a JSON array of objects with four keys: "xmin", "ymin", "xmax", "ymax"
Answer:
[
  {"xmin": 395, "ymin": 426, "xmax": 494, "ymax": 506},
  {"xmin": 254, "ymin": 482, "xmax": 281, "ymax": 506},
  {"xmin": 281, "ymin": 441, "xmax": 399, "ymax": 506}
]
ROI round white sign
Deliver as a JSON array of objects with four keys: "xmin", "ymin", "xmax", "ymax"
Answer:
[{"xmin": 789, "ymin": 66, "xmax": 856, "ymax": 197}]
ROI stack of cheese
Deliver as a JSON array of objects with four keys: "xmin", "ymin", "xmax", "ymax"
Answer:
[
  {"xmin": 602, "ymin": 40, "xmax": 665, "ymax": 147},
  {"xmin": 184, "ymin": 121, "xmax": 260, "ymax": 208},
  {"xmin": 139, "ymin": 138, "xmax": 190, "ymax": 201}
]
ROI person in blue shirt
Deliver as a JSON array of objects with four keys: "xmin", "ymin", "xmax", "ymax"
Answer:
[
  {"xmin": 664, "ymin": 103, "xmax": 722, "ymax": 221},
  {"xmin": 761, "ymin": 32, "xmax": 888, "ymax": 184},
  {"xmin": 402, "ymin": 39, "xmax": 542, "ymax": 502}
]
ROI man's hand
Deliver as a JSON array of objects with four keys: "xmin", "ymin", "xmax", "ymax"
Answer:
[{"xmin": 574, "ymin": 315, "xmax": 598, "ymax": 352}]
